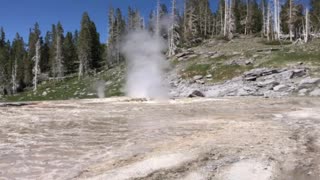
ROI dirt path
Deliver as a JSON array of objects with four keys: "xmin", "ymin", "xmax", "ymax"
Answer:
[{"xmin": 0, "ymin": 97, "xmax": 319, "ymax": 180}]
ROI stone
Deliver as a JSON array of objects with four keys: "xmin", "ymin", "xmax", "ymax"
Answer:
[
  {"xmin": 299, "ymin": 89, "xmax": 308, "ymax": 93},
  {"xmin": 210, "ymin": 53, "xmax": 221, "ymax": 59},
  {"xmin": 178, "ymin": 57, "xmax": 186, "ymax": 61},
  {"xmin": 257, "ymin": 80, "xmax": 279, "ymax": 88},
  {"xmin": 253, "ymin": 54, "xmax": 259, "ymax": 58},
  {"xmin": 42, "ymin": 91, "xmax": 48, "ymax": 96},
  {"xmin": 244, "ymin": 68, "xmax": 280, "ymax": 79},
  {"xmin": 299, "ymin": 77, "xmax": 320, "ymax": 88},
  {"xmin": 187, "ymin": 54, "xmax": 198, "ymax": 59},
  {"xmin": 175, "ymin": 52, "xmax": 190, "ymax": 58},
  {"xmin": 273, "ymin": 85, "xmax": 289, "ymax": 92},
  {"xmin": 298, "ymin": 89, "xmax": 308, "ymax": 96},
  {"xmin": 206, "ymin": 74, "xmax": 213, "ymax": 78},
  {"xmin": 207, "ymin": 51, "xmax": 217, "ymax": 56},
  {"xmin": 196, "ymin": 80, "xmax": 205, "ymax": 84},
  {"xmin": 193, "ymin": 75, "xmax": 203, "ymax": 81},
  {"xmin": 245, "ymin": 60, "xmax": 253, "ymax": 65},
  {"xmin": 188, "ymin": 90, "xmax": 205, "ymax": 98},
  {"xmin": 309, "ymin": 89, "xmax": 320, "ymax": 96},
  {"xmin": 244, "ymin": 76, "xmax": 257, "ymax": 81},
  {"xmin": 291, "ymin": 69, "xmax": 306, "ymax": 78}
]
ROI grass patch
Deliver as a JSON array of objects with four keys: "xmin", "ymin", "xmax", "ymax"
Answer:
[
  {"xmin": 209, "ymin": 55, "xmax": 229, "ymax": 62},
  {"xmin": 260, "ymin": 40, "xmax": 292, "ymax": 46},
  {"xmin": 210, "ymin": 64, "xmax": 253, "ymax": 82},
  {"xmin": 260, "ymin": 51, "xmax": 320, "ymax": 68},
  {"xmin": 182, "ymin": 63, "xmax": 211, "ymax": 78},
  {"xmin": 3, "ymin": 65, "xmax": 125, "ymax": 102}
]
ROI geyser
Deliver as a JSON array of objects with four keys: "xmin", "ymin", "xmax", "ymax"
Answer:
[
  {"xmin": 95, "ymin": 80, "xmax": 106, "ymax": 98},
  {"xmin": 121, "ymin": 30, "xmax": 168, "ymax": 99}
]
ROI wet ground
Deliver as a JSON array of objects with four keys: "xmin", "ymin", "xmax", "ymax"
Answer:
[{"xmin": 0, "ymin": 97, "xmax": 320, "ymax": 180}]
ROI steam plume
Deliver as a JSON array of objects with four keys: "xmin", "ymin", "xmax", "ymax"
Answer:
[{"xmin": 121, "ymin": 30, "xmax": 168, "ymax": 99}]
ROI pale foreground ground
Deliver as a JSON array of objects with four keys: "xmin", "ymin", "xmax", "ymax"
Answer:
[{"xmin": 0, "ymin": 97, "xmax": 320, "ymax": 180}]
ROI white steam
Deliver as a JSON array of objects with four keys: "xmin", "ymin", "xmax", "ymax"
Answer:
[
  {"xmin": 121, "ymin": 30, "xmax": 168, "ymax": 99},
  {"xmin": 95, "ymin": 80, "xmax": 106, "ymax": 98}
]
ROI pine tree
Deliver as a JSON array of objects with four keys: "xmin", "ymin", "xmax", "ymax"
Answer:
[
  {"xmin": 78, "ymin": 12, "xmax": 92, "ymax": 79},
  {"xmin": 63, "ymin": 32, "xmax": 78, "ymax": 74},
  {"xmin": 0, "ymin": 28, "xmax": 11, "ymax": 95},
  {"xmin": 55, "ymin": 22, "xmax": 64, "ymax": 78},
  {"xmin": 89, "ymin": 21, "xmax": 101, "ymax": 69},
  {"xmin": 41, "ymin": 32, "xmax": 51, "ymax": 73},
  {"xmin": 107, "ymin": 7, "xmax": 125, "ymax": 66},
  {"xmin": 310, "ymin": 0, "xmax": 320, "ymax": 32},
  {"xmin": 10, "ymin": 33, "xmax": 26, "ymax": 93}
]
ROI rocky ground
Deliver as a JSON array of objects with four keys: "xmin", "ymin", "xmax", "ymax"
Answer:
[
  {"xmin": 1, "ymin": 97, "xmax": 320, "ymax": 180},
  {"xmin": 168, "ymin": 38, "xmax": 320, "ymax": 98}
]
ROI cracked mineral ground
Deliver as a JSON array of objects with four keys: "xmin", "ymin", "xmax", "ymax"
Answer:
[{"xmin": 0, "ymin": 97, "xmax": 320, "ymax": 180}]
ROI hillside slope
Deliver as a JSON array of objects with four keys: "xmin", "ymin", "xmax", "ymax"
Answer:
[{"xmin": 1, "ymin": 37, "xmax": 320, "ymax": 102}]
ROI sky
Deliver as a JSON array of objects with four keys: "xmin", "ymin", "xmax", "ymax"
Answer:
[
  {"xmin": 0, "ymin": 0, "xmax": 192, "ymax": 43},
  {"xmin": 0, "ymin": 0, "xmax": 309, "ymax": 43}
]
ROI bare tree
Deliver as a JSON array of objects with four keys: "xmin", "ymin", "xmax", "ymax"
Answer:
[
  {"xmin": 305, "ymin": 8, "xmax": 309, "ymax": 43},
  {"xmin": 289, "ymin": 0, "xmax": 293, "ymax": 41},
  {"xmin": 224, "ymin": 0, "xmax": 228, "ymax": 36},
  {"xmin": 168, "ymin": 0, "xmax": 178, "ymax": 56},
  {"xmin": 273, "ymin": 0, "xmax": 281, "ymax": 40},
  {"xmin": 267, "ymin": 1, "xmax": 271, "ymax": 41},
  {"xmin": 33, "ymin": 39, "xmax": 41, "ymax": 91},
  {"xmin": 55, "ymin": 30, "xmax": 64, "ymax": 77},
  {"xmin": 245, "ymin": 0, "xmax": 249, "ymax": 35},
  {"xmin": 11, "ymin": 59, "xmax": 18, "ymax": 93}
]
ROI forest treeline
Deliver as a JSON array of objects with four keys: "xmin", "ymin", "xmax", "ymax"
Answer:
[{"xmin": 0, "ymin": 0, "xmax": 319, "ymax": 95}]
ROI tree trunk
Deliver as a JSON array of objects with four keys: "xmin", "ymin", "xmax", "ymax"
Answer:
[
  {"xmin": 305, "ymin": 8, "xmax": 309, "ymax": 43},
  {"xmin": 289, "ymin": 0, "xmax": 293, "ymax": 41},
  {"xmin": 224, "ymin": 0, "xmax": 228, "ymax": 36},
  {"xmin": 11, "ymin": 58, "xmax": 17, "ymax": 94},
  {"xmin": 33, "ymin": 39, "xmax": 41, "ymax": 91},
  {"xmin": 245, "ymin": 0, "xmax": 249, "ymax": 35},
  {"xmin": 267, "ymin": 2, "xmax": 271, "ymax": 41}
]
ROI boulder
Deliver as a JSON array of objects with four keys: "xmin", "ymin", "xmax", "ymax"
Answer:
[
  {"xmin": 187, "ymin": 54, "xmax": 198, "ymax": 59},
  {"xmin": 178, "ymin": 57, "xmax": 186, "ymax": 61},
  {"xmin": 298, "ymin": 89, "xmax": 308, "ymax": 96},
  {"xmin": 244, "ymin": 76, "xmax": 257, "ymax": 81},
  {"xmin": 299, "ymin": 77, "xmax": 320, "ymax": 88},
  {"xmin": 309, "ymin": 89, "xmax": 320, "ymax": 96},
  {"xmin": 273, "ymin": 85, "xmax": 289, "ymax": 92},
  {"xmin": 244, "ymin": 68, "xmax": 280, "ymax": 79},
  {"xmin": 193, "ymin": 75, "xmax": 203, "ymax": 81},
  {"xmin": 257, "ymin": 80, "xmax": 279, "ymax": 88},
  {"xmin": 206, "ymin": 74, "xmax": 213, "ymax": 78},
  {"xmin": 188, "ymin": 90, "xmax": 205, "ymax": 98},
  {"xmin": 245, "ymin": 60, "xmax": 253, "ymax": 65},
  {"xmin": 175, "ymin": 52, "xmax": 190, "ymax": 58},
  {"xmin": 291, "ymin": 69, "xmax": 307, "ymax": 78},
  {"xmin": 42, "ymin": 91, "xmax": 48, "ymax": 96},
  {"xmin": 196, "ymin": 80, "xmax": 205, "ymax": 84}
]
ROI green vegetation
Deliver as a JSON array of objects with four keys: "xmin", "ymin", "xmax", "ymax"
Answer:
[
  {"xmin": 3, "ymin": 66, "xmax": 125, "ymax": 102},
  {"xmin": 210, "ymin": 64, "xmax": 253, "ymax": 82},
  {"xmin": 260, "ymin": 40, "xmax": 292, "ymax": 46},
  {"xmin": 260, "ymin": 51, "xmax": 320, "ymax": 68},
  {"xmin": 182, "ymin": 63, "xmax": 211, "ymax": 78}
]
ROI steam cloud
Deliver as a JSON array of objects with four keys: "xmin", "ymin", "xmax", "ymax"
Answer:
[
  {"xmin": 121, "ymin": 30, "xmax": 168, "ymax": 99},
  {"xmin": 95, "ymin": 80, "xmax": 106, "ymax": 98}
]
